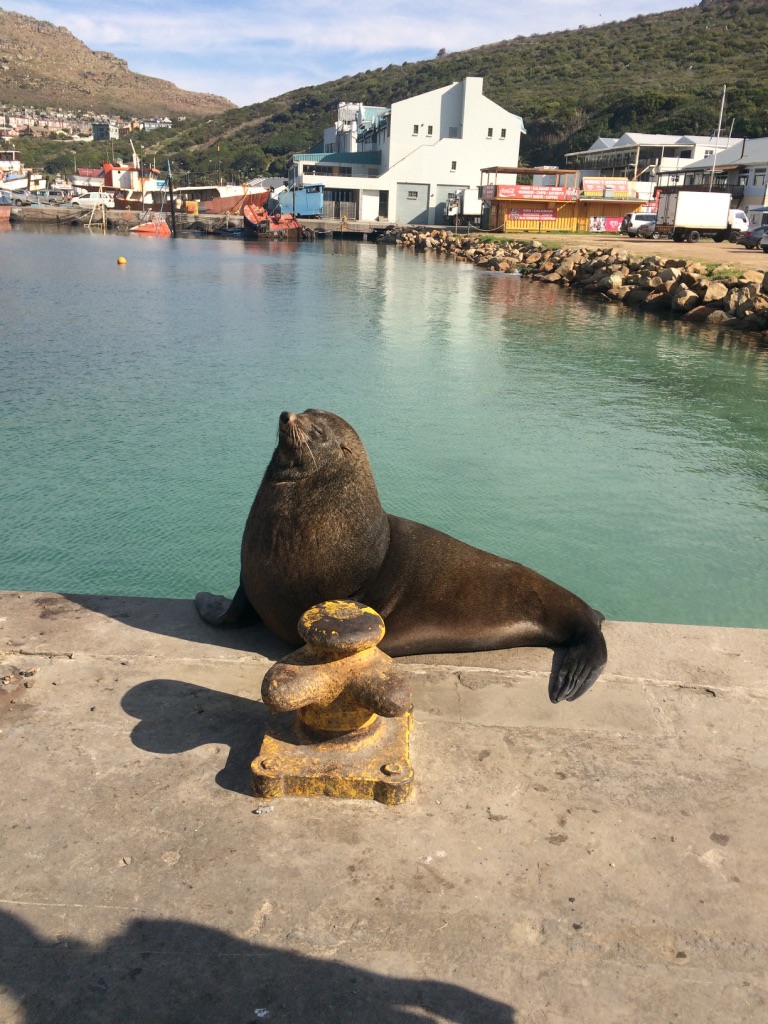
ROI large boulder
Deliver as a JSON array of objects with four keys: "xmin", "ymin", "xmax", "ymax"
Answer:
[
  {"xmin": 701, "ymin": 280, "xmax": 729, "ymax": 305},
  {"xmin": 672, "ymin": 283, "xmax": 701, "ymax": 313}
]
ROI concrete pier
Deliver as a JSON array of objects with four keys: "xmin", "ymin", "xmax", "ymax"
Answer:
[
  {"xmin": 1, "ymin": 589, "xmax": 766, "ymax": 1023},
  {"xmin": 9, "ymin": 205, "xmax": 389, "ymax": 239}
]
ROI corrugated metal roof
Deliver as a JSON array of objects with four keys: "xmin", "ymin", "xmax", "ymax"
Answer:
[
  {"xmin": 683, "ymin": 137, "xmax": 768, "ymax": 171},
  {"xmin": 614, "ymin": 132, "xmax": 689, "ymax": 146}
]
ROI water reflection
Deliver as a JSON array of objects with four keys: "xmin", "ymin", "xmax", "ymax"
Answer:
[{"xmin": 1, "ymin": 230, "xmax": 766, "ymax": 628}]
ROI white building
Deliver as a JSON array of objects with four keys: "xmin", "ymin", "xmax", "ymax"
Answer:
[
  {"xmin": 92, "ymin": 120, "xmax": 120, "ymax": 141},
  {"xmin": 140, "ymin": 117, "xmax": 173, "ymax": 132},
  {"xmin": 289, "ymin": 77, "xmax": 524, "ymax": 224},
  {"xmin": 565, "ymin": 133, "xmax": 743, "ymax": 186},
  {"xmin": 677, "ymin": 137, "xmax": 768, "ymax": 223}
]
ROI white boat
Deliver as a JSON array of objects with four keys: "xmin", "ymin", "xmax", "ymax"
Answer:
[{"xmin": 0, "ymin": 149, "xmax": 45, "ymax": 192}]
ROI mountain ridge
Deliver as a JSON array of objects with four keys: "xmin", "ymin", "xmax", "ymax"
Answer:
[
  {"xmin": 153, "ymin": 0, "xmax": 768, "ymax": 178},
  {"xmin": 4, "ymin": 0, "xmax": 767, "ymax": 183},
  {"xmin": 0, "ymin": 7, "xmax": 234, "ymax": 117}
]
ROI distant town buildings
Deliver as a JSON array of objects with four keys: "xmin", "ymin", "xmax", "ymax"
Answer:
[
  {"xmin": 288, "ymin": 77, "xmax": 524, "ymax": 224},
  {"xmin": 0, "ymin": 106, "xmax": 176, "ymax": 142}
]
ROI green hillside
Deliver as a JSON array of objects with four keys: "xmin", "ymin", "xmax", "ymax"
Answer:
[{"xmin": 16, "ymin": 0, "xmax": 768, "ymax": 182}]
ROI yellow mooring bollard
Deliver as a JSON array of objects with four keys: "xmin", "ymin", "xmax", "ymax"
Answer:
[{"xmin": 252, "ymin": 600, "xmax": 414, "ymax": 804}]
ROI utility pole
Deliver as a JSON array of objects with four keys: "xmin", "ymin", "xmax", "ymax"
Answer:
[{"xmin": 166, "ymin": 160, "xmax": 177, "ymax": 238}]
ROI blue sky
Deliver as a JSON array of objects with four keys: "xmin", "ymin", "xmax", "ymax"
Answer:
[{"xmin": 9, "ymin": 1, "xmax": 698, "ymax": 107}]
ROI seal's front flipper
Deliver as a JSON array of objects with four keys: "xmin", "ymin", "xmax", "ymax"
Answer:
[
  {"xmin": 548, "ymin": 629, "xmax": 607, "ymax": 704},
  {"xmin": 195, "ymin": 584, "xmax": 259, "ymax": 628}
]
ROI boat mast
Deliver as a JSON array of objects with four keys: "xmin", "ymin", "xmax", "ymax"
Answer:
[{"xmin": 708, "ymin": 85, "xmax": 726, "ymax": 192}]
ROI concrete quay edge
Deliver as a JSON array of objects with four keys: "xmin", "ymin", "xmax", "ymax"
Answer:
[{"xmin": 1, "ymin": 589, "xmax": 766, "ymax": 1024}]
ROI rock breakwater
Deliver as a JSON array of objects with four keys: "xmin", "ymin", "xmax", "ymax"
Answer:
[{"xmin": 381, "ymin": 228, "xmax": 768, "ymax": 335}]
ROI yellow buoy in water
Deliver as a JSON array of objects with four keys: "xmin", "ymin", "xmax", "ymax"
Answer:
[{"xmin": 117, "ymin": 256, "xmax": 127, "ymax": 265}]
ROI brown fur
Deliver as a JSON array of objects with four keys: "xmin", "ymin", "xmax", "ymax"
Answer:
[{"xmin": 195, "ymin": 409, "xmax": 607, "ymax": 702}]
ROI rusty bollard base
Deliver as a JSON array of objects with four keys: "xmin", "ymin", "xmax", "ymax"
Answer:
[
  {"xmin": 251, "ymin": 711, "xmax": 413, "ymax": 805},
  {"xmin": 252, "ymin": 600, "xmax": 414, "ymax": 805}
]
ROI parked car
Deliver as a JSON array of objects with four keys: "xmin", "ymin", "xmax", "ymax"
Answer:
[
  {"xmin": 68, "ymin": 191, "xmax": 115, "ymax": 209},
  {"xmin": 32, "ymin": 189, "xmax": 71, "ymax": 205},
  {"xmin": 760, "ymin": 232, "xmax": 768, "ymax": 253},
  {"xmin": 636, "ymin": 219, "xmax": 660, "ymax": 239},
  {"xmin": 736, "ymin": 225, "xmax": 768, "ymax": 249},
  {"xmin": 0, "ymin": 188, "xmax": 34, "ymax": 206},
  {"xmin": 620, "ymin": 212, "xmax": 657, "ymax": 237}
]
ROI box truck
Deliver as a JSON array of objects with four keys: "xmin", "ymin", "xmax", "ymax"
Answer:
[{"xmin": 655, "ymin": 189, "xmax": 748, "ymax": 243}]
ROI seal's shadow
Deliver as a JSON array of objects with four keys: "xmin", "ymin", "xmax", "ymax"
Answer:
[
  {"xmin": 64, "ymin": 592, "xmax": 292, "ymax": 660},
  {"xmin": 121, "ymin": 678, "xmax": 271, "ymax": 796},
  {"xmin": 0, "ymin": 909, "xmax": 516, "ymax": 1024}
]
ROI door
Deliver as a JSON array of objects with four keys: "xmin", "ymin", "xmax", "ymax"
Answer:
[{"xmin": 396, "ymin": 183, "xmax": 429, "ymax": 224}]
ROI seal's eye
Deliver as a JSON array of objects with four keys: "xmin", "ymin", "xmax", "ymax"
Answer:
[{"xmin": 310, "ymin": 425, "xmax": 324, "ymax": 439}]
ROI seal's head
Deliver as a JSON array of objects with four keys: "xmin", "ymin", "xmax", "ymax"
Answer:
[{"xmin": 272, "ymin": 409, "xmax": 368, "ymax": 482}]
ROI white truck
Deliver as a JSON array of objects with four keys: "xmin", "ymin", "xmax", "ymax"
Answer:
[
  {"xmin": 655, "ymin": 189, "xmax": 748, "ymax": 243},
  {"xmin": 446, "ymin": 187, "xmax": 484, "ymax": 227}
]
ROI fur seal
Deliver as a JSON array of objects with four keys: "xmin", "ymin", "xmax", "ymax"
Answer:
[{"xmin": 196, "ymin": 409, "xmax": 607, "ymax": 702}]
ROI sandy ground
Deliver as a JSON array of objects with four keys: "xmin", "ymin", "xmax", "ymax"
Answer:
[{"xmin": 518, "ymin": 232, "xmax": 768, "ymax": 274}]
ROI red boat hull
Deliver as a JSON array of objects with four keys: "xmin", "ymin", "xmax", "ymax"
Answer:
[{"xmin": 243, "ymin": 203, "xmax": 301, "ymax": 239}]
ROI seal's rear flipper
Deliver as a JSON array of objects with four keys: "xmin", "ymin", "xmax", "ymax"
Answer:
[
  {"xmin": 548, "ymin": 630, "xmax": 607, "ymax": 704},
  {"xmin": 195, "ymin": 584, "xmax": 259, "ymax": 628}
]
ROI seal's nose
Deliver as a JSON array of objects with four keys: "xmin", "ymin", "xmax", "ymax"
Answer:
[{"xmin": 279, "ymin": 410, "xmax": 295, "ymax": 426}]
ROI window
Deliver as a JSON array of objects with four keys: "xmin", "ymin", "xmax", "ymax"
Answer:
[
  {"xmin": 500, "ymin": 128, "xmax": 506, "ymax": 139},
  {"xmin": 427, "ymin": 125, "xmax": 433, "ymax": 137},
  {"xmin": 487, "ymin": 128, "xmax": 493, "ymax": 138},
  {"xmin": 448, "ymin": 127, "xmax": 458, "ymax": 138},
  {"xmin": 450, "ymin": 161, "xmax": 456, "ymax": 172},
  {"xmin": 704, "ymin": 149, "xmax": 714, "ymax": 157},
  {"xmin": 753, "ymin": 168, "xmax": 766, "ymax": 186},
  {"xmin": 413, "ymin": 124, "xmax": 419, "ymax": 135},
  {"xmin": 407, "ymin": 190, "xmax": 418, "ymax": 200},
  {"xmin": 326, "ymin": 189, "xmax": 354, "ymax": 203}
]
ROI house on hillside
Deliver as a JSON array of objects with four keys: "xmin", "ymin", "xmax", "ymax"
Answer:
[
  {"xmin": 92, "ymin": 120, "xmax": 120, "ymax": 141},
  {"xmin": 140, "ymin": 117, "xmax": 173, "ymax": 132},
  {"xmin": 674, "ymin": 137, "xmax": 768, "ymax": 222},
  {"xmin": 288, "ymin": 77, "xmax": 524, "ymax": 225},
  {"xmin": 565, "ymin": 133, "xmax": 742, "ymax": 188}
]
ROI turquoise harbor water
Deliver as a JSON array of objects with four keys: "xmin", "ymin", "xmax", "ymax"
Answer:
[{"xmin": 2, "ymin": 228, "xmax": 767, "ymax": 627}]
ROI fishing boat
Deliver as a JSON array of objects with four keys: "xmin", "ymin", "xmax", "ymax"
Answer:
[
  {"xmin": 173, "ymin": 184, "xmax": 270, "ymax": 215},
  {"xmin": 243, "ymin": 202, "xmax": 302, "ymax": 239},
  {"xmin": 0, "ymin": 149, "xmax": 45, "ymax": 193},
  {"xmin": 130, "ymin": 215, "xmax": 172, "ymax": 237}
]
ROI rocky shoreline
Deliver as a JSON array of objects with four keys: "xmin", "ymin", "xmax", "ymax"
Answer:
[{"xmin": 383, "ymin": 228, "xmax": 768, "ymax": 337}]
